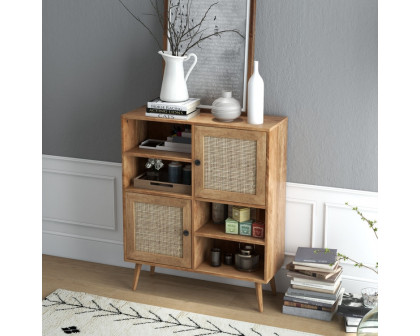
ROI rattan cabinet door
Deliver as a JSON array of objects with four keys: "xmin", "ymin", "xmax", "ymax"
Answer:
[
  {"xmin": 125, "ymin": 193, "xmax": 191, "ymax": 268},
  {"xmin": 194, "ymin": 126, "xmax": 266, "ymax": 206}
]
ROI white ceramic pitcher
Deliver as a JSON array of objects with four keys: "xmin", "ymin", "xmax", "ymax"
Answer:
[{"xmin": 158, "ymin": 51, "xmax": 197, "ymax": 102}]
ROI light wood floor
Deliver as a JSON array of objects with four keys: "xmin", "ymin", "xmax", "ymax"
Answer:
[{"xmin": 43, "ymin": 255, "xmax": 350, "ymax": 335}]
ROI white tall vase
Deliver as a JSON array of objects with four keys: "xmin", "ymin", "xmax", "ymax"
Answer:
[{"xmin": 247, "ymin": 61, "xmax": 264, "ymax": 125}]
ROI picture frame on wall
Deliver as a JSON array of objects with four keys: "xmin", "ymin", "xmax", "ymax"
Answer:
[{"xmin": 163, "ymin": 0, "xmax": 256, "ymax": 112}]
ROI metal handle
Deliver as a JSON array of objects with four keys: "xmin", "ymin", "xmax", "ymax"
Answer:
[
  {"xmin": 183, "ymin": 230, "xmax": 189, "ymax": 236},
  {"xmin": 194, "ymin": 159, "xmax": 201, "ymax": 166}
]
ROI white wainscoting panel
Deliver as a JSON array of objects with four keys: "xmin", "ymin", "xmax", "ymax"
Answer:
[{"xmin": 43, "ymin": 156, "xmax": 378, "ymax": 295}]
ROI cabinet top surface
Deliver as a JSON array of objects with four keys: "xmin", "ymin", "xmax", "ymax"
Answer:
[{"xmin": 122, "ymin": 106, "xmax": 287, "ymax": 132}]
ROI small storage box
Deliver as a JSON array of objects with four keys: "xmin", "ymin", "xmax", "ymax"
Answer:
[
  {"xmin": 239, "ymin": 220, "xmax": 253, "ymax": 236},
  {"xmin": 225, "ymin": 218, "xmax": 239, "ymax": 234},
  {"xmin": 232, "ymin": 206, "xmax": 250, "ymax": 222},
  {"xmin": 252, "ymin": 221, "xmax": 265, "ymax": 239},
  {"xmin": 133, "ymin": 173, "xmax": 191, "ymax": 195}
]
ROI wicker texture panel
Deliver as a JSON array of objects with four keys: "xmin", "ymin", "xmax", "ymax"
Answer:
[
  {"xmin": 204, "ymin": 136, "xmax": 257, "ymax": 194},
  {"xmin": 134, "ymin": 202, "xmax": 183, "ymax": 258}
]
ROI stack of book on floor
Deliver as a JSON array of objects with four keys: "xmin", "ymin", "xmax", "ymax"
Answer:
[
  {"xmin": 146, "ymin": 98, "xmax": 201, "ymax": 120},
  {"xmin": 282, "ymin": 247, "xmax": 344, "ymax": 321},
  {"xmin": 337, "ymin": 293, "xmax": 372, "ymax": 333}
]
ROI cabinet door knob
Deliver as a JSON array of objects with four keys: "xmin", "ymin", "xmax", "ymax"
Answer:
[
  {"xmin": 183, "ymin": 230, "xmax": 190, "ymax": 236},
  {"xmin": 194, "ymin": 159, "xmax": 201, "ymax": 166}
]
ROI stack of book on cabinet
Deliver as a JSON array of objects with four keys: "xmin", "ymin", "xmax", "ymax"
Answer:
[
  {"xmin": 146, "ymin": 98, "xmax": 201, "ymax": 120},
  {"xmin": 282, "ymin": 247, "xmax": 344, "ymax": 321},
  {"xmin": 337, "ymin": 293, "xmax": 372, "ymax": 333}
]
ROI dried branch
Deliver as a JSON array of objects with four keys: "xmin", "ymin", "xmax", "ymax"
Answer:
[
  {"xmin": 118, "ymin": 0, "xmax": 162, "ymax": 51},
  {"xmin": 118, "ymin": 0, "xmax": 244, "ymax": 57}
]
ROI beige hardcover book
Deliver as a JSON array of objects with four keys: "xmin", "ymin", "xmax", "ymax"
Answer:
[
  {"xmin": 293, "ymin": 262, "xmax": 340, "ymax": 273},
  {"xmin": 291, "ymin": 283, "xmax": 341, "ymax": 294},
  {"xmin": 286, "ymin": 262, "xmax": 342, "ymax": 280}
]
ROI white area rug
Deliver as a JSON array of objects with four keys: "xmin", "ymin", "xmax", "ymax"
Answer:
[{"xmin": 43, "ymin": 289, "xmax": 321, "ymax": 336}]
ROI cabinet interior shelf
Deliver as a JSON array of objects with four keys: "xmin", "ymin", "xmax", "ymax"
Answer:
[
  {"xmin": 195, "ymin": 261, "xmax": 265, "ymax": 283},
  {"xmin": 194, "ymin": 197, "xmax": 266, "ymax": 210},
  {"xmin": 124, "ymin": 186, "xmax": 192, "ymax": 199},
  {"xmin": 124, "ymin": 147, "xmax": 191, "ymax": 163},
  {"xmin": 195, "ymin": 222, "xmax": 265, "ymax": 246}
]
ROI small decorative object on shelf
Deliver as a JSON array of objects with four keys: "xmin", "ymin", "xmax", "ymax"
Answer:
[
  {"xmin": 212, "ymin": 203, "xmax": 227, "ymax": 225},
  {"xmin": 224, "ymin": 253, "xmax": 233, "ymax": 265},
  {"xmin": 225, "ymin": 218, "xmax": 239, "ymax": 234},
  {"xmin": 168, "ymin": 161, "xmax": 182, "ymax": 183},
  {"xmin": 247, "ymin": 61, "xmax": 264, "ymax": 125},
  {"xmin": 252, "ymin": 221, "xmax": 265, "ymax": 238},
  {"xmin": 239, "ymin": 220, "xmax": 253, "ymax": 236},
  {"xmin": 232, "ymin": 206, "xmax": 250, "ymax": 223},
  {"xmin": 235, "ymin": 244, "xmax": 259, "ymax": 272},
  {"xmin": 145, "ymin": 158, "xmax": 164, "ymax": 171},
  {"xmin": 210, "ymin": 248, "xmax": 221, "ymax": 267},
  {"xmin": 182, "ymin": 164, "xmax": 192, "ymax": 185},
  {"xmin": 211, "ymin": 91, "xmax": 241, "ymax": 122}
]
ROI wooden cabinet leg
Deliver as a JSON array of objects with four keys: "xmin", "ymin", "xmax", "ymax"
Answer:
[
  {"xmin": 133, "ymin": 264, "xmax": 142, "ymax": 291},
  {"xmin": 150, "ymin": 266, "xmax": 155, "ymax": 275},
  {"xmin": 269, "ymin": 276, "xmax": 277, "ymax": 296},
  {"xmin": 255, "ymin": 282, "xmax": 263, "ymax": 312}
]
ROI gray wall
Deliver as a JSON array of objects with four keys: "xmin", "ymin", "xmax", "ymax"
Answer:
[{"xmin": 43, "ymin": 0, "xmax": 378, "ymax": 191}]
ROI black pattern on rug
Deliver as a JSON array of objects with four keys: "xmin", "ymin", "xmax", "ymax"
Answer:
[
  {"xmin": 44, "ymin": 292, "xmax": 255, "ymax": 335},
  {"xmin": 62, "ymin": 326, "xmax": 80, "ymax": 334}
]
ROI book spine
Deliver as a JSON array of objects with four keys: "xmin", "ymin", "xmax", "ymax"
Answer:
[
  {"xmin": 293, "ymin": 262, "xmax": 335, "ymax": 270},
  {"xmin": 146, "ymin": 108, "xmax": 189, "ymax": 115},
  {"xmin": 282, "ymin": 305, "xmax": 335, "ymax": 322},
  {"xmin": 145, "ymin": 113, "xmax": 190, "ymax": 120},
  {"xmin": 147, "ymin": 104, "xmax": 187, "ymax": 111},
  {"xmin": 287, "ymin": 289, "xmax": 338, "ymax": 300},
  {"xmin": 294, "ymin": 270, "xmax": 329, "ymax": 279},
  {"xmin": 291, "ymin": 280, "xmax": 337, "ymax": 290},
  {"xmin": 292, "ymin": 284, "xmax": 335, "ymax": 294},
  {"xmin": 283, "ymin": 301, "xmax": 332, "ymax": 312},
  {"xmin": 283, "ymin": 295, "xmax": 335, "ymax": 307}
]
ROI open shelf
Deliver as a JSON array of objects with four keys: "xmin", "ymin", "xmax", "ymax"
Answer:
[
  {"xmin": 124, "ymin": 147, "xmax": 191, "ymax": 163},
  {"xmin": 124, "ymin": 186, "xmax": 192, "ymax": 199},
  {"xmin": 195, "ymin": 222, "xmax": 265, "ymax": 246},
  {"xmin": 195, "ymin": 261, "xmax": 265, "ymax": 283}
]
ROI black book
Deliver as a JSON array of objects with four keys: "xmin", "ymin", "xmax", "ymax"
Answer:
[{"xmin": 146, "ymin": 107, "xmax": 195, "ymax": 115}]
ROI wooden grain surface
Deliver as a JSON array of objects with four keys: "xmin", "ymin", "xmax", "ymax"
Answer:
[
  {"xmin": 122, "ymin": 107, "xmax": 286, "ymax": 132},
  {"xmin": 43, "ymin": 255, "xmax": 349, "ymax": 336}
]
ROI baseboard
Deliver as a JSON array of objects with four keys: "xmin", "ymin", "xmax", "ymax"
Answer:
[{"xmin": 43, "ymin": 155, "xmax": 378, "ymax": 294}]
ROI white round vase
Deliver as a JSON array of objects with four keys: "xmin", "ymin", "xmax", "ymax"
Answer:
[
  {"xmin": 247, "ymin": 61, "xmax": 264, "ymax": 124},
  {"xmin": 211, "ymin": 91, "xmax": 241, "ymax": 122}
]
